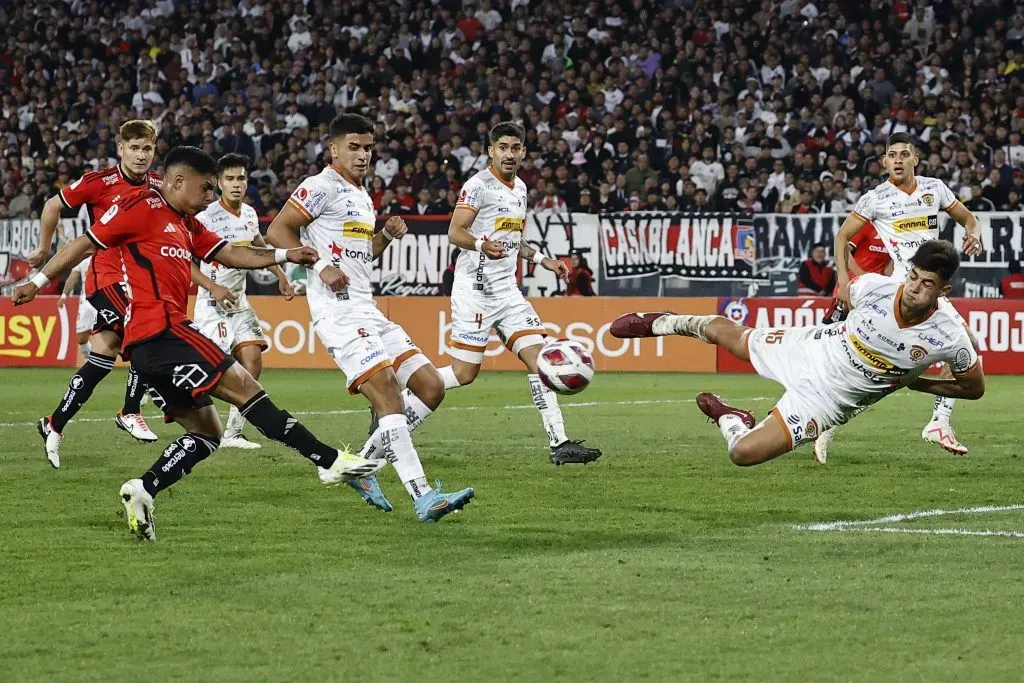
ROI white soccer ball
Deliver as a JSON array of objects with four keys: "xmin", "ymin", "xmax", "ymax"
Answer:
[{"xmin": 536, "ymin": 338, "xmax": 595, "ymax": 395}]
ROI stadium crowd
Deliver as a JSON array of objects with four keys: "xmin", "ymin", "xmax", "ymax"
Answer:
[{"xmin": 2, "ymin": 0, "xmax": 1024, "ymax": 222}]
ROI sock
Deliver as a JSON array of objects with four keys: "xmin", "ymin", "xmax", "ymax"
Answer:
[
  {"xmin": 438, "ymin": 365, "xmax": 462, "ymax": 390},
  {"xmin": 376, "ymin": 413, "xmax": 430, "ymax": 499},
  {"xmin": 121, "ymin": 364, "xmax": 144, "ymax": 415},
  {"xmin": 141, "ymin": 433, "xmax": 219, "ymax": 497},
  {"xmin": 239, "ymin": 391, "xmax": 338, "ymax": 468},
  {"xmin": 402, "ymin": 389, "xmax": 433, "ymax": 433},
  {"xmin": 932, "ymin": 396, "xmax": 955, "ymax": 421},
  {"xmin": 718, "ymin": 413, "xmax": 751, "ymax": 454},
  {"xmin": 224, "ymin": 405, "xmax": 245, "ymax": 439},
  {"xmin": 78, "ymin": 342, "xmax": 90, "ymax": 359},
  {"xmin": 527, "ymin": 374, "xmax": 568, "ymax": 447},
  {"xmin": 50, "ymin": 352, "xmax": 115, "ymax": 433},
  {"xmin": 652, "ymin": 314, "xmax": 715, "ymax": 342}
]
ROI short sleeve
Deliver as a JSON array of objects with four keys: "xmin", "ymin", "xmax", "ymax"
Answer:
[
  {"xmin": 848, "ymin": 273, "xmax": 885, "ymax": 308},
  {"xmin": 286, "ymin": 177, "xmax": 330, "ymax": 222},
  {"xmin": 936, "ymin": 181, "xmax": 958, "ymax": 211},
  {"xmin": 455, "ymin": 178, "xmax": 484, "ymax": 214},
  {"xmin": 59, "ymin": 171, "xmax": 102, "ymax": 210},
  {"xmin": 189, "ymin": 218, "xmax": 228, "ymax": 262},
  {"xmin": 86, "ymin": 201, "xmax": 138, "ymax": 249},
  {"xmin": 851, "ymin": 192, "xmax": 874, "ymax": 221}
]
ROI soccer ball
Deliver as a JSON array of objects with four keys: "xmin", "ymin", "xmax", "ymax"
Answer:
[{"xmin": 536, "ymin": 338, "xmax": 595, "ymax": 395}]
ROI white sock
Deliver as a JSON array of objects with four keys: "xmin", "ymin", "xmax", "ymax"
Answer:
[
  {"xmin": 78, "ymin": 342, "xmax": 90, "ymax": 358},
  {"xmin": 224, "ymin": 405, "xmax": 245, "ymax": 439},
  {"xmin": 718, "ymin": 413, "xmax": 751, "ymax": 454},
  {"xmin": 375, "ymin": 414, "xmax": 430, "ymax": 500},
  {"xmin": 527, "ymin": 374, "xmax": 568, "ymax": 447},
  {"xmin": 438, "ymin": 365, "xmax": 462, "ymax": 390},
  {"xmin": 932, "ymin": 396, "xmax": 955, "ymax": 421},
  {"xmin": 652, "ymin": 314, "xmax": 715, "ymax": 342},
  {"xmin": 402, "ymin": 389, "xmax": 433, "ymax": 433}
]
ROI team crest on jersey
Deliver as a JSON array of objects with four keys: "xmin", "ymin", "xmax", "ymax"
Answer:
[
  {"xmin": 908, "ymin": 344, "xmax": 927, "ymax": 362},
  {"xmin": 922, "ymin": 193, "xmax": 934, "ymax": 206},
  {"xmin": 804, "ymin": 419, "xmax": 819, "ymax": 442}
]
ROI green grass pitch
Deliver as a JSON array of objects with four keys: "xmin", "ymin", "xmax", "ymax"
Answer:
[{"xmin": 1, "ymin": 368, "xmax": 1023, "ymax": 681}]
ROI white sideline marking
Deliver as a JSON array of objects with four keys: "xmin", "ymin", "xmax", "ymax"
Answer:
[
  {"xmin": 0, "ymin": 396, "xmax": 774, "ymax": 429},
  {"xmin": 794, "ymin": 504, "xmax": 1024, "ymax": 539}
]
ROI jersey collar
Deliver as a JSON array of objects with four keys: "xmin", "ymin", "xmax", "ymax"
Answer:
[
  {"xmin": 887, "ymin": 176, "xmax": 918, "ymax": 196},
  {"xmin": 328, "ymin": 164, "xmax": 363, "ymax": 188},
  {"xmin": 219, "ymin": 198, "xmax": 242, "ymax": 217},
  {"xmin": 488, "ymin": 164, "xmax": 516, "ymax": 189},
  {"xmin": 894, "ymin": 284, "xmax": 937, "ymax": 329},
  {"xmin": 117, "ymin": 164, "xmax": 148, "ymax": 186}
]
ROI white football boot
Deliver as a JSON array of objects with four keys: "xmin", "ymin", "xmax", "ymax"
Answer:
[
  {"xmin": 813, "ymin": 427, "xmax": 835, "ymax": 465},
  {"xmin": 115, "ymin": 412, "xmax": 159, "ymax": 443},
  {"xmin": 922, "ymin": 419, "xmax": 968, "ymax": 455},
  {"xmin": 36, "ymin": 417, "xmax": 62, "ymax": 469},
  {"xmin": 221, "ymin": 434, "xmax": 262, "ymax": 450},
  {"xmin": 119, "ymin": 479, "xmax": 156, "ymax": 541},
  {"xmin": 318, "ymin": 448, "xmax": 386, "ymax": 485}
]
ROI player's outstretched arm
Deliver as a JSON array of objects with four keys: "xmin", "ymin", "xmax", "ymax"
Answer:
[
  {"xmin": 266, "ymin": 201, "xmax": 348, "ymax": 292},
  {"xmin": 906, "ymin": 364, "xmax": 985, "ymax": 400},
  {"xmin": 945, "ymin": 201, "xmax": 983, "ymax": 256},
  {"xmin": 448, "ymin": 206, "xmax": 505, "ymax": 259},
  {"xmin": 27, "ymin": 195, "xmax": 68, "ymax": 267},
  {"xmin": 834, "ymin": 212, "xmax": 868, "ymax": 308},
  {"xmin": 215, "ymin": 243, "xmax": 318, "ymax": 271},
  {"xmin": 252, "ymin": 233, "xmax": 294, "ymax": 300},
  {"xmin": 12, "ymin": 235, "xmax": 96, "ymax": 305}
]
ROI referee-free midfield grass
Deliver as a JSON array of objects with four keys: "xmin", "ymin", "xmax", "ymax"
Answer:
[{"xmin": 1, "ymin": 369, "xmax": 1023, "ymax": 682}]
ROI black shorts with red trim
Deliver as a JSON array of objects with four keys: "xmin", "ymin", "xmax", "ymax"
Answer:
[
  {"xmin": 129, "ymin": 320, "xmax": 235, "ymax": 416},
  {"xmin": 86, "ymin": 283, "xmax": 131, "ymax": 336}
]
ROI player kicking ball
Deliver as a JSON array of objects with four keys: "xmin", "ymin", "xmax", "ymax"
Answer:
[
  {"xmin": 438, "ymin": 121, "xmax": 601, "ymax": 465},
  {"xmin": 267, "ymin": 114, "xmax": 474, "ymax": 522},
  {"xmin": 29, "ymin": 120, "xmax": 162, "ymax": 467},
  {"xmin": 13, "ymin": 146, "xmax": 383, "ymax": 540},
  {"xmin": 610, "ymin": 241, "xmax": 984, "ymax": 467},
  {"xmin": 823, "ymin": 132, "xmax": 984, "ymax": 459},
  {"xmin": 191, "ymin": 153, "xmax": 295, "ymax": 450}
]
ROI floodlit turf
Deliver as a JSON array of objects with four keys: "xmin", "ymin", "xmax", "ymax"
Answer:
[{"xmin": 1, "ymin": 368, "xmax": 1023, "ymax": 682}]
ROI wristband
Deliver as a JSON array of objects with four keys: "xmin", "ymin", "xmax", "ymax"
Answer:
[
  {"xmin": 29, "ymin": 272, "xmax": 50, "ymax": 289},
  {"xmin": 532, "ymin": 252, "xmax": 546, "ymax": 265},
  {"xmin": 382, "ymin": 227, "xmax": 396, "ymax": 241},
  {"xmin": 312, "ymin": 259, "xmax": 330, "ymax": 275},
  {"xmin": 274, "ymin": 248, "xmax": 289, "ymax": 264},
  {"xmin": 474, "ymin": 238, "xmax": 484, "ymax": 252}
]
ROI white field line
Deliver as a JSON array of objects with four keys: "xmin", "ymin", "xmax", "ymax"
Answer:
[
  {"xmin": 794, "ymin": 504, "xmax": 1024, "ymax": 539},
  {"xmin": 0, "ymin": 396, "xmax": 774, "ymax": 429}
]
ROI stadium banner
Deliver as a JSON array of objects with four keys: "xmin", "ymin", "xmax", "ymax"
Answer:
[
  {"xmin": 598, "ymin": 212, "xmax": 755, "ymax": 281},
  {"xmin": 715, "ymin": 296, "xmax": 1024, "ymax": 375},
  {"xmin": 522, "ymin": 211, "xmax": 601, "ymax": 296},
  {"xmin": 0, "ymin": 296, "xmax": 79, "ymax": 367},
  {"xmin": 0, "ymin": 213, "xmax": 90, "ymax": 292},
  {"xmin": 237, "ymin": 296, "xmax": 718, "ymax": 372}
]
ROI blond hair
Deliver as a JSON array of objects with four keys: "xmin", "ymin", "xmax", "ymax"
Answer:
[{"xmin": 119, "ymin": 119, "xmax": 158, "ymax": 142}]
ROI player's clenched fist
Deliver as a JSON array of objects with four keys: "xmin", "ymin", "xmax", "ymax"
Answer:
[
  {"xmin": 481, "ymin": 240, "xmax": 506, "ymax": 259},
  {"xmin": 383, "ymin": 216, "xmax": 408, "ymax": 240},
  {"xmin": 286, "ymin": 246, "xmax": 319, "ymax": 266},
  {"xmin": 542, "ymin": 257, "xmax": 570, "ymax": 283},
  {"xmin": 11, "ymin": 282, "xmax": 39, "ymax": 306},
  {"xmin": 319, "ymin": 263, "xmax": 350, "ymax": 292}
]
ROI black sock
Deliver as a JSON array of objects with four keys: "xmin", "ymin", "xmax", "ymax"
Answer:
[
  {"xmin": 121, "ymin": 364, "xmax": 145, "ymax": 415},
  {"xmin": 50, "ymin": 352, "xmax": 115, "ymax": 432},
  {"xmin": 239, "ymin": 391, "xmax": 338, "ymax": 468},
  {"xmin": 141, "ymin": 433, "xmax": 220, "ymax": 497}
]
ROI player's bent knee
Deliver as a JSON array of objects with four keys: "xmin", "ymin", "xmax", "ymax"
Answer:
[
  {"xmin": 453, "ymin": 362, "xmax": 480, "ymax": 386},
  {"xmin": 728, "ymin": 440, "xmax": 763, "ymax": 467},
  {"xmin": 408, "ymin": 366, "xmax": 445, "ymax": 409}
]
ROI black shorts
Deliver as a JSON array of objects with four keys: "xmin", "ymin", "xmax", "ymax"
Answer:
[
  {"xmin": 86, "ymin": 283, "xmax": 131, "ymax": 336},
  {"xmin": 130, "ymin": 320, "xmax": 236, "ymax": 415}
]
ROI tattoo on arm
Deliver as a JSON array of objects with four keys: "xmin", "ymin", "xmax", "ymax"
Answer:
[{"xmin": 518, "ymin": 243, "xmax": 536, "ymax": 261}]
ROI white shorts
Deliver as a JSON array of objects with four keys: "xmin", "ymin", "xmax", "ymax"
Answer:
[
  {"xmin": 76, "ymin": 297, "xmax": 96, "ymax": 335},
  {"xmin": 746, "ymin": 326, "xmax": 858, "ymax": 450},
  {"xmin": 194, "ymin": 301, "xmax": 267, "ymax": 355},
  {"xmin": 448, "ymin": 291, "xmax": 547, "ymax": 364},
  {"xmin": 315, "ymin": 306, "xmax": 430, "ymax": 394}
]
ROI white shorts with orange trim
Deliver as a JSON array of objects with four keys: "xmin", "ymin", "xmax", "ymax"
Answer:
[
  {"xmin": 76, "ymin": 297, "xmax": 97, "ymax": 334},
  {"xmin": 448, "ymin": 291, "xmax": 547, "ymax": 364},
  {"xmin": 746, "ymin": 326, "xmax": 853, "ymax": 450},
  {"xmin": 194, "ymin": 301, "xmax": 268, "ymax": 355},
  {"xmin": 315, "ymin": 306, "xmax": 429, "ymax": 394}
]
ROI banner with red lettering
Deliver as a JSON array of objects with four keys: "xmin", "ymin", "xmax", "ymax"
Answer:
[
  {"xmin": 716, "ymin": 296, "xmax": 1024, "ymax": 375},
  {"xmin": 0, "ymin": 296, "xmax": 80, "ymax": 367}
]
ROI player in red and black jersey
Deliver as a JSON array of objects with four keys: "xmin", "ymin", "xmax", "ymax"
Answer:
[
  {"xmin": 28, "ymin": 120, "xmax": 163, "ymax": 463},
  {"xmin": 14, "ymin": 147, "xmax": 383, "ymax": 540},
  {"xmin": 823, "ymin": 222, "xmax": 893, "ymax": 324}
]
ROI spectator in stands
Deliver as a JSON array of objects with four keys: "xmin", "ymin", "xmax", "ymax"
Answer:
[
  {"xmin": 1001, "ymin": 260, "xmax": 1024, "ymax": 299},
  {"xmin": 798, "ymin": 243, "xmax": 837, "ymax": 297},
  {"xmin": 965, "ymin": 184, "xmax": 996, "ymax": 212},
  {"xmin": 565, "ymin": 252, "xmax": 595, "ymax": 296}
]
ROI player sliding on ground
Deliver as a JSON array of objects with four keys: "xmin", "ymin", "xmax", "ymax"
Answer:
[
  {"xmin": 819, "ymin": 133, "xmax": 983, "ymax": 460},
  {"xmin": 30, "ymin": 120, "xmax": 162, "ymax": 467},
  {"xmin": 267, "ymin": 114, "xmax": 474, "ymax": 521},
  {"xmin": 610, "ymin": 240, "xmax": 984, "ymax": 467},
  {"xmin": 13, "ymin": 146, "xmax": 384, "ymax": 540},
  {"xmin": 191, "ymin": 153, "xmax": 295, "ymax": 450},
  {"xmin": 438, "ymin": 121, "xmax": 602, "ymax": 465}
]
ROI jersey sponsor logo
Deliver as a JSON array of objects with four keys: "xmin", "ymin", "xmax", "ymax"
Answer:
[
  {"xmin": 909, "ymin": 344, "xmax": 927, "ymax": 362},
  {"xmin": 342, "ymin": 221, "xmax": 374, "ymax": 240},
  {"xmin": 146, "ymin": 197, "xmax": 163, "ymax": 208},
  {"xmin": 101, "ymin": 173, "xmax": 118, "ymax": 186},
  {"xmin": 160, "ymin": 246, "xmax": 191, "ymax": 260},
  {"xmin": 917, "ymin": 332, "xmax": 945, "ymax": 348},
  {"xmin": 360, "ymin": 348, "xmax": 386, "ymax": 366},
  {"xmin": 892, "ymin": 215, "xmax": 937, "ymax": 233},
  {"xmin": 99, "ymin": 205, "xmax": 119, "ymax": 224},
  {"xmin": 329, "ymin": 240, "xmax": 373, "ymax": 264},
  {"xmin": 876, "ymin": 333, "xmax": 905, "ymax": 351},
  {"xmin": 294, "ymin": 187, "xmax": 309, "ymax": 201},
  {"xmin": 306, "ymin": 190, "xmax": 328, "ymax": 214},
  {"xmin": 494, "ymin": 217, "xmax": 525, "ymax": 233},
  {"xmin": 848, "ymin": 333, "xmax": 895, "ymax": 371}
]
